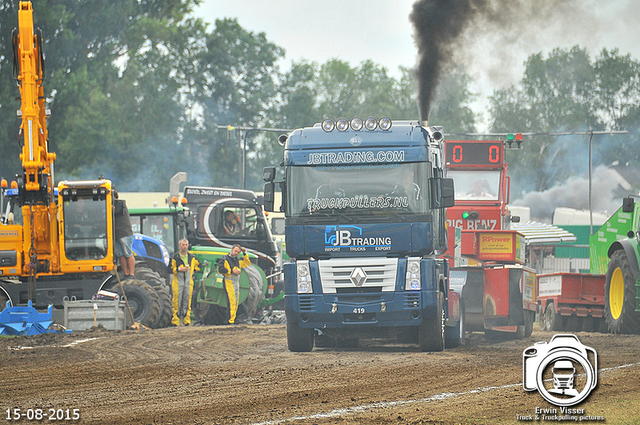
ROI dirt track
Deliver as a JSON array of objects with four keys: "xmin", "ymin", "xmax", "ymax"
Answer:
[{"xmin": 2, "ymin": 324, "xmax": 640, "ymax": 424}]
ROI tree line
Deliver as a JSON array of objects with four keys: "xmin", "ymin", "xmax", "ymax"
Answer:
[{"xmin": 0, "ymin": 0, "xmax": 638, "ymax": 195}]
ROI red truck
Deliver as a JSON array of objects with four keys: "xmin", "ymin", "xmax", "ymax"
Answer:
[{"xmin": 445, "ymin": 139, "xmax": 537, "ymax": 338}]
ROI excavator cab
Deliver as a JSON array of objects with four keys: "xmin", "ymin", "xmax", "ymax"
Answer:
[{"xmin": 58, "ymin": 180, "xmax": 115, "ymax": 274}]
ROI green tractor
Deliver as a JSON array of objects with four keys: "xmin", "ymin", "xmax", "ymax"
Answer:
[{"xmin": 590, "ymin": 197, "xmax": 640, "ymax": 334}]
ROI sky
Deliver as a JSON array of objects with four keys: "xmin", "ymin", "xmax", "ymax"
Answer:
[{"xmin": 195, "ymin": 0, "xmax": 640, "ymax": 129}]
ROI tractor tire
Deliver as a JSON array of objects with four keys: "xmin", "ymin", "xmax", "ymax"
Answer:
[
  {"xmin": 109, "ymin": 279, "xmax": 161, "ymax": 328},
  {"xmin": 544, "ymin": 302, "xmax": 562, "ymax": 331},
  {"xmin": 418, "ymin": 291, "xmax": 445, "ymax": 352},
  {"xmin": 286, "ymin": 313, "xmax": 314, "ymax": 352},
  {"xmin": 133, "ymin": 267, "xmax": 172, "ymax": 328},
  {"xmin": 150, "ymin": 282, "xmax": 172, "ymax": 328},
  {"xmin": 604, "ymin": 250, "xmax": 640, "ymax": 334}
]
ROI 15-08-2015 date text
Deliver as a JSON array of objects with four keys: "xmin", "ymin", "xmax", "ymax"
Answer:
[{"xmin": 5, "ymin": 408, "xmax": 80, "ymax": 421}]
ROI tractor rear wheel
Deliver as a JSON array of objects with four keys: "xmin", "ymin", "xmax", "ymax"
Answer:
[
  {"xmin": 110, "ymin": 279, "xmax": 161, "ymax": 328},
  {"xmin": 133, "ymin": 267, "xmax": 172, "ymax": 328},
  {"xmin": 604, "ymin": 250, "xmax": 640, "ymax": 334}
]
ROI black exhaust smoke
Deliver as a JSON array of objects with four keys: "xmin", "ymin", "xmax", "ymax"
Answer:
[
  {"xmin": 410, "ymin": 0, "xmax": 483, "ymax": 122},
  {"xmin": 410, "ymin": 0, "xmax": 583, "ymax": 123}
]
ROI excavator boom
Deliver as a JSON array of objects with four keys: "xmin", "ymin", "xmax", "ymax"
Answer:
[{"xmin": 15, "ymin": 1, "xmax": 56, "ymax": 202}]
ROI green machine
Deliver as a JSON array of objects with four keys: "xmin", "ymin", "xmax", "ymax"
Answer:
[{"xmin": 590, "ymin": 197, "xmax": 640, "ymax": 334}]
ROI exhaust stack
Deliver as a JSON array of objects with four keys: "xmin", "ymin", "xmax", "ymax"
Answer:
[{"xmin": 426, "ymin": 126, "xmax": 444, "ymax": 143}]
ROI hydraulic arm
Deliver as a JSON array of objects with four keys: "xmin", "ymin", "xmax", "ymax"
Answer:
[{"xmin": 14, "ymin": 1, "xmax": 56, "ymax": 201}]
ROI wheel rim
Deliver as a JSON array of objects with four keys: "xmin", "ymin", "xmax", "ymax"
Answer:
[
  {"xmin": 545, "ymin": 305, "xmax": 553, "ymax": 330},
  {"xmin": 610, "ymin": 267, "xmax": 625, "ymax": 320}
]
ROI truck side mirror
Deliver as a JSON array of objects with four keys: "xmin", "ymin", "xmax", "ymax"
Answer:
[
  {"xmin": 429, "ymin": 177, "xmax": 455, "ymax": 209},
  {"xmin": 263, "ymin": 182, "xmax": 275, "ymax": 212},
  {"xmin": 623, "ymin": 197, "xmax": 635, "ymax": 213},
  {"xmin": 262, "ymin": 167, "xmax": 276, "ymax": 183}
]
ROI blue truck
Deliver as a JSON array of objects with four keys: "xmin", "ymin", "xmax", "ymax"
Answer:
[{"xmin": 263, "ymin": 117, "xmax": 461, "ymax": 351}]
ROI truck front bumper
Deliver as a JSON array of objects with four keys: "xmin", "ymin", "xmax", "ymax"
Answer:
[{"xmin": 285, "ymin": 290, "xmax": 438, "ymax": 329}]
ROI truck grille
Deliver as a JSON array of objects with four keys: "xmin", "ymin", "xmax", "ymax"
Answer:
[
  {"xmin": 404, "ymin": 293, "xmax": 420, "ymax": 308},
  {"xmin": 299, "ymin": 295, "xmax": 314, "ymax": 311},
  {"xmin": 318, "ymin": 258, "xmax": 398, "ymax": 294}
]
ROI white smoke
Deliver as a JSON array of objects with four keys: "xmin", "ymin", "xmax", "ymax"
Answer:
[{"xmin": 512, "ymin": 165, "xmax": 625, "ymax": 222}]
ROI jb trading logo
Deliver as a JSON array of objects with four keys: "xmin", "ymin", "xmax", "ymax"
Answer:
[
  {"xmin": 325, "ymin": 225, "xmax": 363, "ymax": 246},
  {"xmin": 324, "ymin": 225, "xmax": 392, "ymax": 252},
  {"xmin": 517, "ymin": 334, "xmax": 604, "ymax": 422}
]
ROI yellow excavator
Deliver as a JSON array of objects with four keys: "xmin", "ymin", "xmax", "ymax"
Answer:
[{"xmin": 0, "ymin": 2, "xmax": 162, "ymax": 327}]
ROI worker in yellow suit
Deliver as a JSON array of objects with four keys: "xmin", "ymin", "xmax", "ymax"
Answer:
[
  {"xmin": 169, "ymin": 239, "xmax": 200, "ymax": 326},
  {"xmin": 218, "ymin": 244, "xmax": 251, "ymax": 324}
]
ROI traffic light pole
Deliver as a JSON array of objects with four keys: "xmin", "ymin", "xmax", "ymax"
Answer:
[{"xmin": 218, "ymin": 125, "xmax": 292, "ymax": 189}]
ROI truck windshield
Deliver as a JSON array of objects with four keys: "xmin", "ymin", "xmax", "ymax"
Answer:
[
  {"xmin": 287, "ymin": 163, "xmax": 429, "ymax": 217},
  {"xmin": 447, "ymin": 170, "xmax": 500, "ymax": 201},
  {"xmin": 63, "ymin": 197, "xmax": 108, "ymax": 260},
  {"xmin": 132, "ymin": 214, "xmax": 176, "ymax": 254}
]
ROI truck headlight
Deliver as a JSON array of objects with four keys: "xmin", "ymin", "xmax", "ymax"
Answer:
[
  {"xmin": 296, "ymin": 260, "xmax": 312, "ymax": 294},
  {"xmin": 406, "ymin": 258, "xmax": 421, "ymax": 290}
]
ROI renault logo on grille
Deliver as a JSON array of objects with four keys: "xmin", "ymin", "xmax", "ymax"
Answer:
[{"xmin": 350, "ymin": 267, "xmax": 367, "ymax": 287}]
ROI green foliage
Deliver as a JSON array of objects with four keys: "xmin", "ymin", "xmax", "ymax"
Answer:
[
  {"xmin": 489, "ymin": 46, "xmax": 640, "ymax": 194},
  {"xmin": 5, "ymin": 2, "xmax": 638, "ymax": 198},
  {"xmin": 0, "ymin": 1, "xmax": 478, "ymax": 192}
]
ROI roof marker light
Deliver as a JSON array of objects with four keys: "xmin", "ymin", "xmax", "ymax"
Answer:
[
  {"xmin": 321, "ymin": 119, "xmax": 335, "ymax": 132},
  {"xmin": 336, "ymin": 118, "xmax": 349, "ymax": 132},
  {"xmin": 350, "ymin": 117, "xmax": 363, "ymax": 131},
  {"xmin": 364, "ymin": 116, "xmax": 378, "ymax": 131},
  {"xmin": 379, "ymin": 117, "xmax": 392, "ymax": 131}
]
